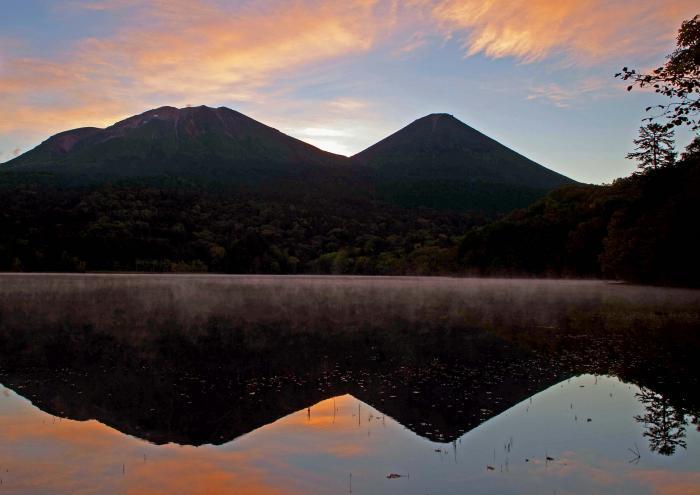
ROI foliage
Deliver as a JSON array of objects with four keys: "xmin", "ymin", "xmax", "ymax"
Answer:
[
  {"xmin": 458, "ymin": 142, "xmax": 700, "ymax": 286},
  {"xmin": 0, "ymin": 183, "xmax": 479, "ymax": 275},
  {"xmin": 635, "ymin": 389, "xmax": 688, "ymax": 456},
  {"xmin": 617, "ymin": 15, "xmax": 700, "ymax": 131},
  {"xmin": 626, "ymin": 123, "xmax": 676, "ymax": 172}
]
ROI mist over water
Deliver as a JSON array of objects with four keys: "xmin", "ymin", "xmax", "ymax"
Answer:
[
  {"xmin": 2, "ymin": 274, "xmax": 698, "ymax": 335},
  {"xmin": 0, "ymin": 274, "xmax": 698, "ymax": 494}
]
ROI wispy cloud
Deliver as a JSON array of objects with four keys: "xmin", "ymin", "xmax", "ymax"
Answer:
[
  {"xmin": 0, "ymin": 1, "xmax": 388, "ymax": 135},
  {"xmin": 526, "ymin": 78, "xmax": 613, "ymax": 108},
  {"xmin": 428, "ymin": 0, "xmax": 698, "ymax": 64}
]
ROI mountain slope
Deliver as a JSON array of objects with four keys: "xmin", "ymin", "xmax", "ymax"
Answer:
[
  {"xmin": 4, "ymin": 106, "xmax": 348, "ymax": 186},
  {"xmin": 353, "ymin": 113, "xmax": 576, "ymax": 211},
  {"xmin": 3, "ymin": 107, "xmax": 576, "ymax": 213}
]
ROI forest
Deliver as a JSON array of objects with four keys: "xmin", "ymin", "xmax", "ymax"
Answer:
[
  {"xmin": 458, "ymin": 143, "xmax": 700, "ymax": 286},
  {"xmin": 0, "ymin": 140, "xmax": 697, "ymax": 285},
  {"xmin": 0, "ymin": 177, "xmax": 480, "ymax": 276}
]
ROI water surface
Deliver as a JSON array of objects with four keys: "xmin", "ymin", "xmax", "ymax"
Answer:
[{"xmin": 0, "ymin": 275, "xmax": 698, "ymax": 493}]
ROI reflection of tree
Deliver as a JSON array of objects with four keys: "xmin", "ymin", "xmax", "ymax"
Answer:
[{"xmin": 635, "ymin": 388, "xmax": 687, "ymax": 456}]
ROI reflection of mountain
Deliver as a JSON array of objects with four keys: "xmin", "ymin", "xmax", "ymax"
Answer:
[
  {"xmin": 2, "ymin": 320, "xmax": 699, "ymax": 448},
  {"xmin": 0, "ymin": 324, "xmax": 574, "ymax": 445},
  {"xmin": 0, "ymin": 277, "xmax": 698, "ymax": 448}
]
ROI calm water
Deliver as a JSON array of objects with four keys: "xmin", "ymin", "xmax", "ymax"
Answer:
[{"xmin": 0, "ymin": 275, "xmax": 698, "ymax": 494}]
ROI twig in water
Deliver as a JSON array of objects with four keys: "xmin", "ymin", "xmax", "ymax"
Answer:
[{"xmin": 627, "ymin": 443, "xmax": 641, "ymax": 464}]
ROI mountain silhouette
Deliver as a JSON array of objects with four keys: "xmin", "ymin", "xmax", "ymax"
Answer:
[
  {"xmin": 353, "ymin": 113, "xmax": 576, "ymax": 210},
  {"xmin": 4, "ymin": 105, "xmax": 348, "ymax": 186},
  {"xmin": 3, "ymin": 106, "xmax": 575, "ymax": 212}
]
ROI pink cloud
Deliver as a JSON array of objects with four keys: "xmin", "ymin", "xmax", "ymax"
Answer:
[
  {"xmin": 428, "ymin": 0, "xmax": 698, "ymax": 64},
  {"xmin": 0, "ymin": 1, "xmax": 387, "ymax": 135}
]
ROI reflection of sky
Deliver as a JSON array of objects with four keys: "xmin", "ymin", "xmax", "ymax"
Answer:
[
  {"xmin": 0, "ymin": 1, "xmax": 697, "ymax": 183},
  {"xmin": 0, "ymin": 375, "xmax": 698, "ymax": 494}
]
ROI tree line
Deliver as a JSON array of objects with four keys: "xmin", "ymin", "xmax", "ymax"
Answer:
[{"xmin": 0, "ymin": 182, "xmax": 480, "ymax": 275}]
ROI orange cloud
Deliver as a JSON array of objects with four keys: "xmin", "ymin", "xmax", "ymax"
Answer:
[
  {"xmin": 0, "ymin": 1, "xmax": 386, "ymax": 136},
  {"xmin": 429, "ymin": 0, "xmax": 698, "ymax": 63},
  {"xmin": 0, "ymin": 0, "xmax": 696, "ymax": 153}
]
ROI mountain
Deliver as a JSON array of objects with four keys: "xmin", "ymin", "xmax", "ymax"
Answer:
[
  {"xmin": 353, "ymin": 113, "xmax": 576, "ymax": 211},
  {"xmin": 2, "ymin": 106, "xmax": 576, "ymax": 213},
  {"xmin": 3, "ymin": 105, "xmax": 348, "ymax": 187}
]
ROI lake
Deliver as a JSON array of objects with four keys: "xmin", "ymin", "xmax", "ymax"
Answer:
[{"xmin": 0, "ymin": 274, "xmax": 698, "ymax": 494}]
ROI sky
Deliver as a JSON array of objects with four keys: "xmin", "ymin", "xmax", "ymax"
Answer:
[{"xmin": 0, "ymin": 0, "xmax": 697, "ymax": 184}]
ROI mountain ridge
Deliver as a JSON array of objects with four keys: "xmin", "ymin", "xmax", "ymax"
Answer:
[
  {"xmin": 3, "ymin": 105, "xmax": 575, "ymax": 212},
  {"xmin": 5, "ymin": 105, "xmax": 347, "ymax": 173}
]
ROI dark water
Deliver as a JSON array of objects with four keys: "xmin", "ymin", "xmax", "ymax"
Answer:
[{"xmin": 0, "ymin": 275, "xmax": 698, "ymax": 494}]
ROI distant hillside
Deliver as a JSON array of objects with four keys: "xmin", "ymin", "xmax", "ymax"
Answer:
[{"xmin": 353, "ymin": 113, "xmax": 576, "ymax": 211}]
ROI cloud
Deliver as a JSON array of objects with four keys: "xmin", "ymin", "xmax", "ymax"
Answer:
[
  {"xmin": 428, "ymin": 0, "xmax": 698, "ymax": 63},
  {"xmin": 12, "ymin": 148, "xmax": 20, "ymax": 156},
  {"xmin": 258, "ymin": 96, "xmax": 385, "ymax": 156},
  {"xmin": 0, "ymin": 0, "xmax": 696, "ymax": 158},
  {"xmin": 393, "ymin": 32, "xmax": 430, "ymax": 56},
  {"xmin": 0, "ymin": 1, "xmax": 387, "ymax": 136},
  {"xmin": 526, "ymin": 78, "xmax": 613, "ymax": 108}
]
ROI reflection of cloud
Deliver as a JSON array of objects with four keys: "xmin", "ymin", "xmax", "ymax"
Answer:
[
  {"xmin": 0, "ymin": 396, "xmax": 306, "ymax": 494},
  {"xmin": 634, "ymin": 470, "xmax": 700, "ymax": 495},
  {"xmin": 124, "ymin": 458, "xmax": 294, "ymax": 495},
  {"xmin": 0, "ymin": 393, "xmax": 383, "ymax": 492},
  {"xmin": 525, "ymin": 451, "xmax": 700, "ymax": 495},
  {"xmin": 429, "ymin": 0, "xmax": 698, "ymax": 63}
]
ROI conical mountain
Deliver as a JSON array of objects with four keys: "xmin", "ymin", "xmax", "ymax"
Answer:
[
  {"xmin": 353, "ymin": 113, "xmax": 575, "ymax": 211},
  {"xmin": 4, "ymin": 105, "xmax": 347, "ymax": 185}
]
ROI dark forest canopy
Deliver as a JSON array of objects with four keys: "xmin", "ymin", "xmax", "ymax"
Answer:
[
  {"xmin": 458, "ymin": 146, "xmax": 700, "ymax": 286},
  {"xmin": 0, "ymin": 177, "xmax": 481, "ymax": 276},
  {"xmin": 1, "ymin": 146, "xmax": 698, "ymax": 285}
]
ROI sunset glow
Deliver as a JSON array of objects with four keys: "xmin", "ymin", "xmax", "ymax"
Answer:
[{"xmin": 0, "ymin": 1, "xmax": 697, "ymax": 181}]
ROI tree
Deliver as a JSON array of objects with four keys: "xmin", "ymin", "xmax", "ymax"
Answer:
[
  {"xmin": 680, "ymin": 135, "xmax": 700, "ymax": 161},
  {"xmin": 616, "ymin": 15, "xmax": 700, "ymax": 131},
  {"xmin": 626, "ymin": 123, "xmax": 676, "ymax": 172},
  {"xmin": 635, "ymin": 388, "xmax": 687, "ymax": 456}
]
